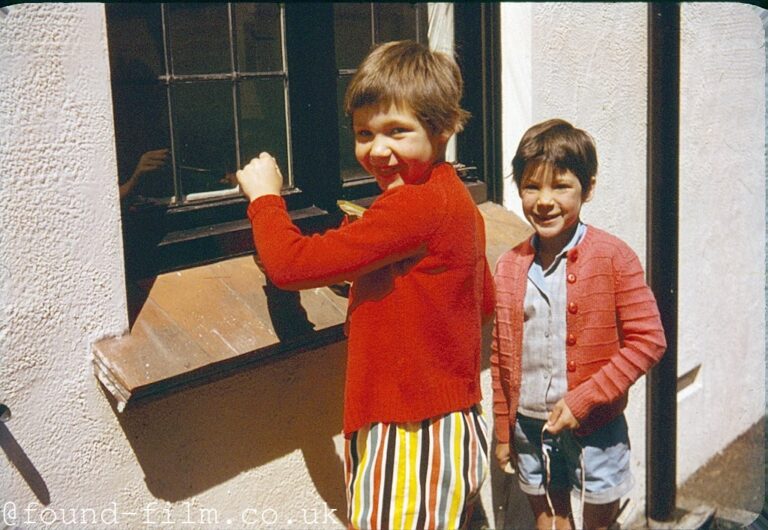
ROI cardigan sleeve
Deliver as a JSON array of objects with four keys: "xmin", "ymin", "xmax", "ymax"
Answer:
[
  {"xmin": 479, "ymin": 211, "xmax": 495, "ymax": 322},
  {"xmin": 481, "ymin": 259, "xmax": 495, "ymax": 323},
  {"xmin": 490, "ymin": 314, "xmax": 511, "ymax": 443},
  {"xmin": 247, "ymin": 183, "xmax": 446, "ymax": 291},
  {"xmin": 490, "ymin": 254, "xmax": 514, "ymax": 444},
  {"xmin": 564, "ymin": 244, "xmax": 667, "ymax": 421}
]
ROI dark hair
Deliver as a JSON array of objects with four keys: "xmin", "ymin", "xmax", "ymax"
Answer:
[
  {"xmin": 344, "ymin": 40, "xmax": 470, "ymax": 136},
  {"xmin": 512, "ymin": 119, "xmax": 597, "ymax": 196}
]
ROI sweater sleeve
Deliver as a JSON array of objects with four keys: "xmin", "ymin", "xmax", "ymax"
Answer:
[
  {"xmin": 247, "ymin": 185, "xmax": 445, "ymax": 291},
  {"xmin": 564, "ymin": 245, "xmax": 667, "ymax": 421},
  {"xmin": 490, "ymin": 313, "xmax": 511, "ymax": 443}
]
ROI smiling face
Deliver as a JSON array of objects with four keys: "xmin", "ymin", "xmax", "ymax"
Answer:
[
  {"xmin": 353, "ymin": 103, "xmax": 448, "ymax": 191},
  {"xmin": 519, "ymin": 164, "xmax": 595, "ymax": 253}
]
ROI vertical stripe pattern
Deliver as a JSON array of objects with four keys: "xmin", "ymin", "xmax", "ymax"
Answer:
[{"xmin": 345, "ymin": 407, "xmax": 489, "ymax": 530}]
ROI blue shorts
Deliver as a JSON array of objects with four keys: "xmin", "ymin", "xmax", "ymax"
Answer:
[{"xmin": 513, "ymin": 413, "xmax": 634, "ymax": 504}]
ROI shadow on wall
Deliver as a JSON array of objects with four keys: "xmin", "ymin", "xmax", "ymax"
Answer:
[
  {"xmin": 110, "ymin": 342, "xmax": 349, "ymax": 524},
  {"xmin": 0, "ymin": 422, "xmax": 51, "ymax": 505}
]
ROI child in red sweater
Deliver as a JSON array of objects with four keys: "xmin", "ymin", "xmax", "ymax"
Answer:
[
  {"xmin": 491, "ymin": 119, "xmax": 666, "ymax": 530},
  {"xmin": 237, "ymin": 41, "xmax": 494, "ymax": 530}
]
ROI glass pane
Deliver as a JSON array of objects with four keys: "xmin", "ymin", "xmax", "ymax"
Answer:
[
  {"xmin": 238, "ymin": 78, "xmax": 290, "ymax": 188},
  {"xmin": 172, "ymin": 82, "xmax": 237, "ymax": 196},
  {"xmin": 235, "ymin": 3, "xmax": 283, "ymax": 73},
  {"xmin": 168, "ymin": 4, "xmax": 230, "ymax": 75},
  {"xmin": 106, "ymin": 3, "xmax": 165, "ymax": 80},
  {"xmin": 375, "ymin": 3, "xmax": 418, "ymax": 44},
  {"xmin": 337, "ymin": 76, "xmax": 367, "ymax": 182},
  {"xmin": 112, "ymin": 83, "xmax": 174, "ymax": 200},
  {"xmin": 334, "ymin": 3, "xmax": 372, "ymax": 70}
]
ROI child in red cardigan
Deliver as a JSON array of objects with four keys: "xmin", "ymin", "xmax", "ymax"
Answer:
[
  {"xmin": 491, "ymin": 119, "xmax": 666, "ymax": 530},
  {"xmin": 237, "ymin": 41, "xmax": 494, "ymax": 530}
]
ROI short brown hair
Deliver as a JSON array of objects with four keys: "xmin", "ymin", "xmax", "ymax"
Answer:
[
  {"xmin": 344, "ymin": 40, "xmax": 470, "ymax": 136},
  {"xmin": 512, "ymin": 119, "xmax": 597, "ymax": 196}
]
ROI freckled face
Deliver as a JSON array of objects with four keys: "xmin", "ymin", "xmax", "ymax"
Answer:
[
  {"xmin": 353, "ymin": 103, "xmax": 447, "ymax": 191},
  {"xmin": 520, "ymin": 168, "xmax": 595, "ymax": 251}
]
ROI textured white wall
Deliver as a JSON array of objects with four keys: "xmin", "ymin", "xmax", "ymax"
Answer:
[
  {"xmin": 0, "ymin": 1, "xmax": 132, "ymax": 515},
  {"xmin": 677, "ymin": 3, "xmax": 765, "ymax": 482}
]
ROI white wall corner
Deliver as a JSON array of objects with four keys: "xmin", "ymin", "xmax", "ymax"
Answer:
[{"xmin": 500, "ymin": 3, "xmax": 532, "ymax": 220}]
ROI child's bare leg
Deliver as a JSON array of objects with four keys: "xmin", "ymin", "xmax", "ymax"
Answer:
[
  {"xmin": 527, "ymin": 491, "xmax": 574, "ymax": 530},
  {"xmin": 582, "ymin": 500, "xmax": 619, "ymax": 530}
]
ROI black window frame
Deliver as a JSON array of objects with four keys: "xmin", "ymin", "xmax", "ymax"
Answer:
[{"xmin": 107, "ymin": 3, "xmax": 500, "ymax": 281}]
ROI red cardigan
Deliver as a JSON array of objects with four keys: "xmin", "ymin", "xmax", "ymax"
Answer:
[
  {"xmin": 248, "ymin": 163, "xmax": 495, "ymax": 435},
  {"xmin": 491, "ymin": 226, "xmax": 666, "ymax": 442}
]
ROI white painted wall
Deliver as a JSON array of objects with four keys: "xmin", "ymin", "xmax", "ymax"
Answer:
[
  {"xmin": 677, "ymin": 3, "xmax": 765, "ymax": 482},
  {"xmin": 499, "ymin": 3, "xmax": 532, "ymax": 220},
  {"xmin": 499, "ymin": 2, "xmax": 766, "ymax": 523},
  {"xmin": 0, "ymin": 0, "xmax": 133, "ymax": 514}
]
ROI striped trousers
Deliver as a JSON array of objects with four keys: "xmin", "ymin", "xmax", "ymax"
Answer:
[{"xmin": 344, "ymin": 406, "xmax": 489, "ymax": 530}]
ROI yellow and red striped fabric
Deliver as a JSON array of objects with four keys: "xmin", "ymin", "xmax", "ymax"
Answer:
[{"xmin": 345, "ymin": 406, "xmax": 489, "ymax": 530}]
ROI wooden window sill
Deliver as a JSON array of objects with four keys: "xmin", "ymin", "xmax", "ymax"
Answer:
[{"xmin": 93, "ymin": 202, "xmax": 532, "ymax": 411}]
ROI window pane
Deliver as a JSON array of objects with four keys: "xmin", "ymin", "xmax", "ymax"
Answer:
[
  {"xmin": 375, "ymin": 3, "xmax": 418, "ymax": 44},
  {"xmin": 337, "ymin": 76, "xmax": 367, "ymax": 182},
  {"xmin": 333, "ymin": 3, "xmax": 371, "ymax": 70},
  {"xmin": 235, "ymin": 3, "xmax": 283, "ymax": 73},
  {"xmin": 106, "ymin": 3, "xmax": 173, "ymax": 200},
  {"xmin": 168, "ymin": 4, "xmax": 231, "ymax": 75},
  {"xmin": 172, "ymin": 82, "xmax": 237, "ymax": 196},
  {"xmin": 112, "ymin": 83, "xmax": 174, "ymax": 200},
  {"xmin": 238, "ymin": 78, "xmax": 291, "ymax": 188},
  {"xmin": 106, "ymin": 3, "xmax": 165, "ymax": 79}
]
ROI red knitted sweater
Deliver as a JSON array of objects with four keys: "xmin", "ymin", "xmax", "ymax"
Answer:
[
  {"xmin": 491, "ymin": 226, "xmax": 666, "ymax": 442},
  {"xmin": 247, "ymin": 163, "xmax": 495, "ymax": 435}
]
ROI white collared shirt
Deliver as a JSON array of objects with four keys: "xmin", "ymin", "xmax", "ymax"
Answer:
[{"xmin": 517, "ymin": 222, "xmax": 587, "ymax": 419}]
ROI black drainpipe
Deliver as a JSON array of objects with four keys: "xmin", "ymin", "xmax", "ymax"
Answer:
[{"xmin": 646, "ymin": 3, "xmax": 680, "ymax": 522}]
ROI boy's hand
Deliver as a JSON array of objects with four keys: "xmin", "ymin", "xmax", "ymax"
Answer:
[
  {"xmin": 236, "ymin": 152, "xmax": 284, "ymax": 202},
  {"xmin": 545, "ymin": 399, "xmax": 580, "ymax": 435},
  {"xmin": 495, "ymin": 442, "xmax": 514, "ymax": 473}
]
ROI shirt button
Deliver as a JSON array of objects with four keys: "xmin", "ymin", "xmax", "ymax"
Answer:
[
  {"xmin": 567, "ymin": 334, "xmax": 577, "ymax": 346},
  {"xmin": 568, "ymin": 302, "xmax": 578, "ymax": 314},
  {"xmin": 567, "ymin": 360, "xmax": 577, "ymax": 372},
  {"xmin": 567, "ymin": 273, "xmax": 577, "ymax": 283}
]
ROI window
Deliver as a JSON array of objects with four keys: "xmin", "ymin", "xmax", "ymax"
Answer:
[{"xmin": 106, "ymin": 3, "xmax": 498, "ymax": 281}]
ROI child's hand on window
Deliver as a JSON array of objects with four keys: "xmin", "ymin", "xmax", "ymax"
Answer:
[
  {"xmin": 237, "ymin": 152, "xmax": 284, "ymax": 201},
  {"xmin": 545, "ymin": 399, "xmax": 580, "ymax": 435}
]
